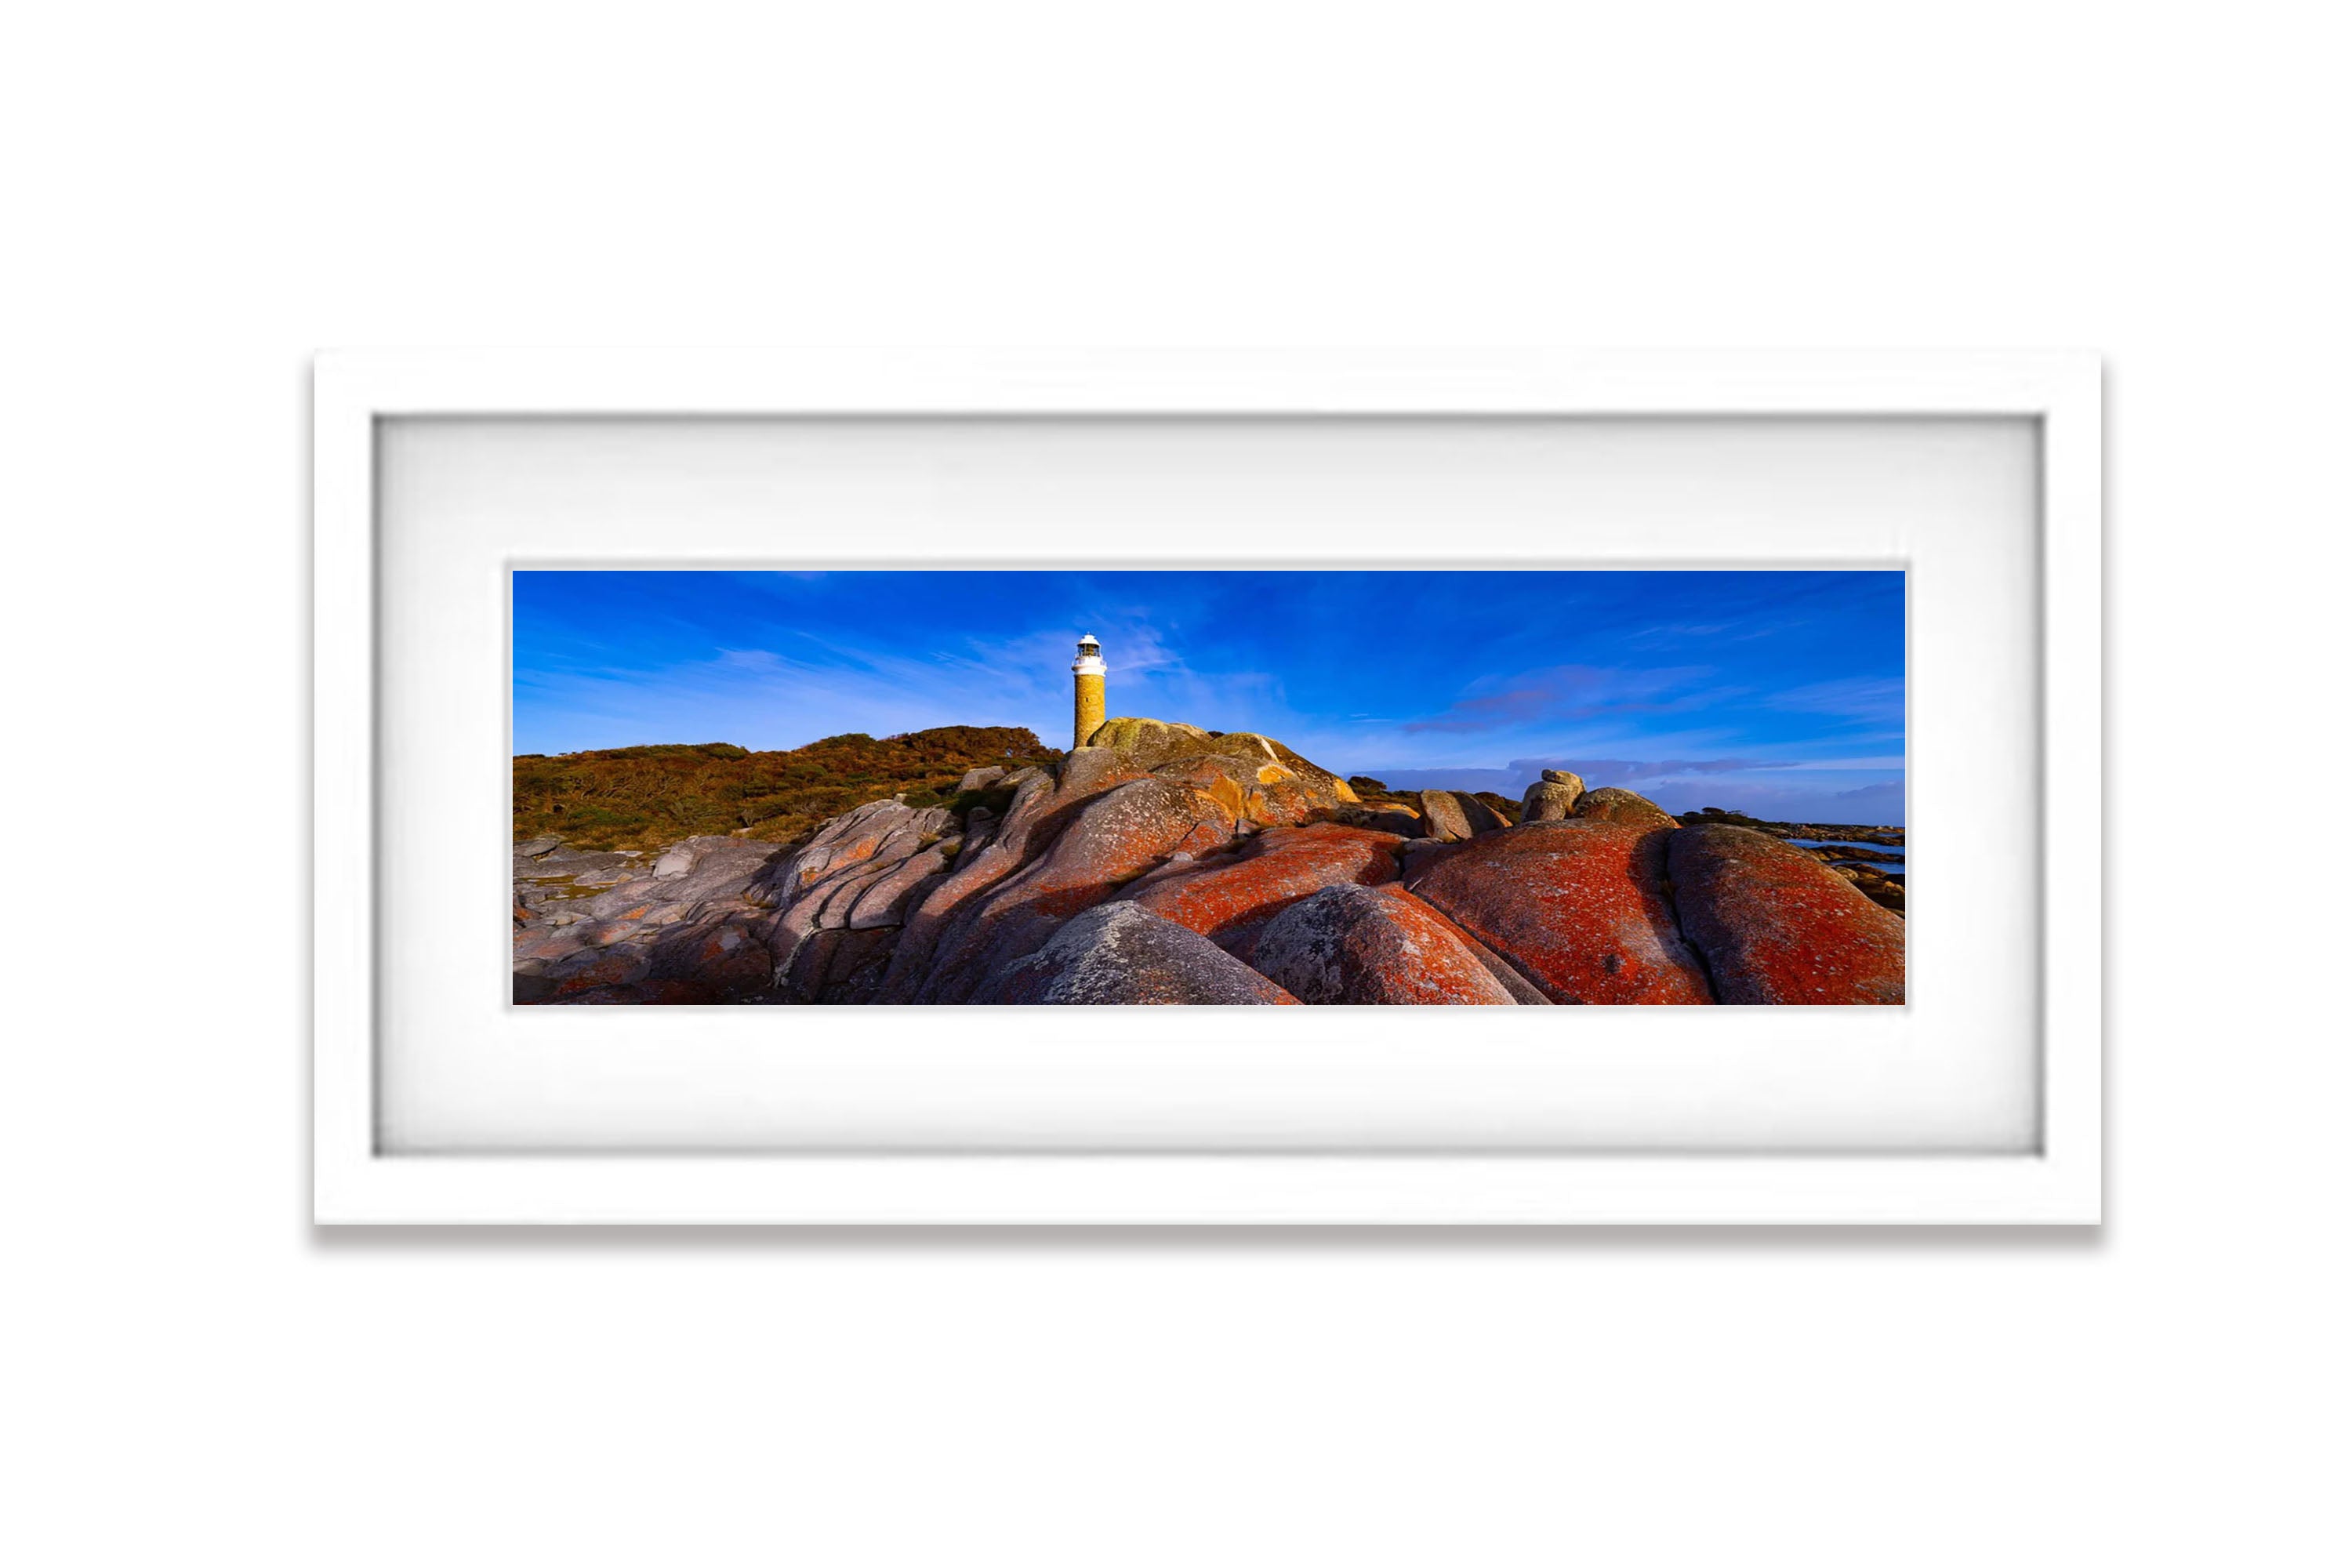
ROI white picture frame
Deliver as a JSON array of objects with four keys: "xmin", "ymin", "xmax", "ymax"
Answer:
[{"xmin": 314, "ymin": 350, "xmax": 2101, "ymax": 1225}]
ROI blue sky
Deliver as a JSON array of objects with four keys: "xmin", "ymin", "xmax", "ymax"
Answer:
[{"xmin": 514, "ymin": 569, "xmax": 1906, "ymax": 822}]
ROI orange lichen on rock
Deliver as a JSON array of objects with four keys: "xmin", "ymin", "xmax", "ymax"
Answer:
[
  {"xmin": 1239, "ymin": 776, "xmax": 1321, "ymax": 829},
  {"xmin": 1009, "ymin": 777, "xmax": 1239, "ymax": 918},
  {"xmin": 914, "ymin": 776, "xmax": 1242, "ymax": 1001},
  {"xmin": 1122, "ymin": 822, "xmax": 1403, "ymax": 947},
  {"xmin": 1076, "ymin": 717, "xmax": 1359, "ymax": 812},
  {"xmin": 1666, "ymin": 824, "xmax": 1906, "ymax": 1004},
  {"xmin": 1405, "ymin": 820, "xmax": 1715, "ymax": 1004},
  {"xmin": 1144, "ymin": 756, "xmax": 1250, "ymax": 819}
]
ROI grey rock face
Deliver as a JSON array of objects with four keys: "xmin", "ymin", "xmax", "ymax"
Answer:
[
  {"xmin": 847, "ymin": 844, "xmax": 950, "ymax": 929},
  {"xmin": 1520, "ymin": 778, "xmax": 1584, "ymax": 822},
  {"xmin": 1571, "ymin": 786, "xmax": 1678, "ymax": 829},
  {"xmin": 957, "ymin": 765, "xmax": 1007, "ymax": 793},
  {"xmin": 780, "ymin": 925, "xmax": 898, "ymax": 1004},
  {"xmin": 1454, "ymin": 794, "xmax": 1512, "ymax": 835},
  {"xmin": 1540, "ymin": 768, "xmax": 1584, "ymax": 787},
  {"xmin": 812, "ymin": 860, "xmax": 895, "ymax": 928},
  {"xmin": 1416, "ymin": 790, "xmax": 1475, "ymax": 842},
  {"xmin": 749, "ymin": 800, "xmax": 927, "ymax": 907},
  {"xmin": 755, "ymin": 805, "xmax": 955, "ymax": 969},
  {"xmin": 507, "ymin": 832, "xmax": 782, "ymax": 1002},
  {"xmin": 523, "ymin": 847, "xmax": 640, "ymax": 884},
  {"xmin": 586, "ymin": 877, "xmax": 666, "ymax": 920},
  {"xmin": 978, "ymin": 902, "xmax": 1297, "ymax": 1005},
  {"xmin": 512, "ymin": 844, "xmax": 646, "ymax": 926},
  {"xmin": 953, "ymin": 808, "xmax": 996, "ymax": 868},
  {"xmin": 872, "ymin": 769, "xmax": 1062, "ymax": 1002},
  {"xmin": 635, "ymin": 836, "xmax": 783, "ymax": 909}
]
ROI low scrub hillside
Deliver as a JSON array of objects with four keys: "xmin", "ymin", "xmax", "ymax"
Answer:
[{"xmin": 514, "ymin": 726, "xmax": 1061, "ymax": 851}]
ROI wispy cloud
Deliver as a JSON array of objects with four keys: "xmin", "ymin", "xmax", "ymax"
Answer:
[
  {"xmin": 1504, "ymin": 756, "xmax": 1799, "ymax": 788},
  {"xmin": 1766, "ymin": 676, "xmax": 1906, "ymax": 727},
  {"xmin": 1400, "ymin": 664, "xmax": 1722, "ymax": 734}
]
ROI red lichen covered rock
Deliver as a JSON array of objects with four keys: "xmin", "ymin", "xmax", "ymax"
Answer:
[
  {"xmin": 1122, "ymin": 822, "xmax": 1403, "ymax": 951},
  {"xmin": 1051, "ymin": 746, "xmax": 1159, "ymax": 804},
  {"xmin": 1450, "ymin": 927, "xmax": 1557, "ymax": 1004},
  {"xmin": 1250, "ymin": 883, "xmax": 1521, "ymax": 1004},
  {"xmin": 1666, "ymin": 825, "xmax": 1906, "ymax": 1004},
  {"xmin": 1405, "ymin": 821, "xmax": 1714, "ymax": 1004},
  {"xmin": 1240, "ymin": 775, "xmax": 1322, "ymax": 829},
  {"xmin": 993, "ymin": 777, "xmax": 1237, "ymax": 920},
  {"xmin": 916, "ymin": 776, "xmax": 1240, "ymax": 1002}
]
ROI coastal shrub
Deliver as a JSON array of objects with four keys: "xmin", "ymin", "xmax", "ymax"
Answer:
[
  {"xmin": 514, "ymin": 724, "xmax": 1061, "ymax": 851},
  {"xmin": 1472, "ymin": 790, "xmax": 1521, "ymax": 823},
  {"xmin": 949, "ymin": 784, "xmax": 1018, "ymax": 819}
]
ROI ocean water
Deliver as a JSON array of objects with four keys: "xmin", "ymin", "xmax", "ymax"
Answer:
[{"xmin": 1786, "ymin": 837, "xmax": 1905, "ymax": 879}]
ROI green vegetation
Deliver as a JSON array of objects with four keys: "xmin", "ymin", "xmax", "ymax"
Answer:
[
  {"xmin": 1470, "ymin": 790, "xmax": 1520, "ymax": 821},
  {"xmin": 514, "ymin": 726, "xmax": 1062, "ymax": 851}
]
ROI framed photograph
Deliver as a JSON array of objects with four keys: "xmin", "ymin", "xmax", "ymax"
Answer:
[{"xmin": 314, "ymin": 350, "xmax": 2100, "ymax": 1224}]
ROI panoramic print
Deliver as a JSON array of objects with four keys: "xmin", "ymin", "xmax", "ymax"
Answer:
[{"xmin": 513, "ymin": 569, "xmax": 1906, "ymax": 1006}]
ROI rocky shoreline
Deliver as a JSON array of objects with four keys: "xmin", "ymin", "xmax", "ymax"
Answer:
[{"xmin": 514, "ymin": 718, "xmax": 1906, "ymax": 1006}]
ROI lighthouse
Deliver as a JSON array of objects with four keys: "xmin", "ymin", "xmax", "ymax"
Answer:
[{"xmin": 1071, "ymin": 633, "xmax": 1105, "ymax": 750}]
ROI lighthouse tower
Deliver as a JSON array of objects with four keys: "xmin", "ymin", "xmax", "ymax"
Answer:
[{"xmin": 1071, "ymin": 633, "xmax": 1105, "ymax": 750}]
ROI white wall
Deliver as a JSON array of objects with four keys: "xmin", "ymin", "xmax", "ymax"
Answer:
[{"xmin": 5, "ymin": 4, "xmax": 2344, "ymax": 1563}]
